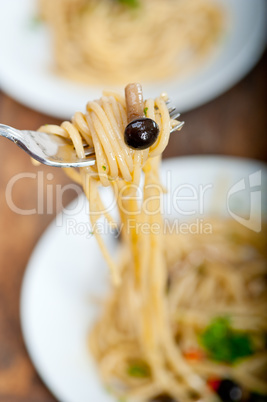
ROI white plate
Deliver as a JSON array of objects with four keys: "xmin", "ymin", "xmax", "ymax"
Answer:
[
  {"xmin": 20, "ymin": 156, "xmax": 267, "ymax": 402},
  {"xmin": 0, "ymin": 0, "xmax": 266, "ymax": 119}
]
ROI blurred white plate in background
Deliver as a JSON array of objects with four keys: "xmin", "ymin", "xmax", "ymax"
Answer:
[
  {"xmin": 20, "ymin": 156, "xmax": 267, "ymax": 402},
  {"xmin": 0, "ymin": 0, "xmax": 266, "ymax": 119}
]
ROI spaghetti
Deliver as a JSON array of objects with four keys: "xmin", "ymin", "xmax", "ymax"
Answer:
[
  {"xmin": 39, "ymin": 87, "xmax": 267, "ymax": 402},
  {"xmin": 39, "ymin": 88, "xmax": 178, "ymax": 284},
  {"xmin": 39, "ymin": 0, "xmax": 224, "ymax": 85}
]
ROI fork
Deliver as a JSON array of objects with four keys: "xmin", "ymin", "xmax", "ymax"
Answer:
[{"xmin": 0, "ymin": 107, "xmax": 184, "ymax": 168}]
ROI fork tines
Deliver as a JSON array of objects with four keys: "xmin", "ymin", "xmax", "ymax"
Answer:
[{"xmin": 166, "ymin": 100, "xmax": 184, "ymax": 132}]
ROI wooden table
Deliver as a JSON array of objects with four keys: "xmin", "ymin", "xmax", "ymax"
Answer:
[{"xmin": 0, "ymin": 52, "xmax": 266, "ymax": 401}]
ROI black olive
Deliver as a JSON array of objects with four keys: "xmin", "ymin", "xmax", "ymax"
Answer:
[
  {"xmin": 217, "ymin": 379, "xmax": 244, "ymax": 402},
  {"xmin": 248, "ymin": 394, "xmax": 267, "ymax": 402},
  {"xmin": 150, "ymin": 394, "xmax": 177, "ymax": 402},
  {"xmin": 124, "ymin": 117, "xmax": 159, "ymax": 150}
]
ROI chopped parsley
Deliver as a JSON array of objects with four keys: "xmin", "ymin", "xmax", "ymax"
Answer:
[
  {"xmin": 29, "ymin": 15, "xmax": 43, "ymax": 29},
  {"xmin": 200, "ymin": 317, "xmax": 254, "ymax": 364},
  {"xmin": 117, "ymin": 0, "xmax": 140, "ymax": 8},
  {"xmin": 102, "ymin": 165, "xmax": 107, "ymax": 171},
  {"xmin": 127, "ymin": 360, "xmax": 150, "ymax": 378},
  {"xmin": 144, "ymin": 107, "xmax": 148, "ymax": 117}
]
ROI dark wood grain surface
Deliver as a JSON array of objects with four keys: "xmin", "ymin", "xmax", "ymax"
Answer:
[{"xmin": 0, "ymin": 52, "xmax": 266, "ymax": 402}]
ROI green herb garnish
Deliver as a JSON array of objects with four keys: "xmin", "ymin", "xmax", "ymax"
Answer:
[
  {"xmin": 102, "ymin": 165, "xmax": 107, "ymax": 171},
  {"xmin": 117, "ymin": 0, "xmax": 140, "ymax": 8},
  {"xmin": 127, "ymin": 360, "xmax": 150, "ymax": 378},
  {"xmin": 200, "ymin": 317, "xmax": 254, "ymax": 364},
  {"xmin": 144, "ymin": 107, "xmax": 148, "ymax": 117},
  {"xmin": 29, "ymin": 15, "xmax": 43, "ymax": 29}
]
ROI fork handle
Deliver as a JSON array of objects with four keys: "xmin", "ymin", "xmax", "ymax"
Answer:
[{"xmin": 0, "ymin": 124, "xmax": 25, "ymax": 143}]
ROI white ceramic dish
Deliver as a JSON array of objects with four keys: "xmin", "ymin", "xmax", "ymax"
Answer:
[
  {"xmin": 0, "ymin": 0, "xmax": 266, "ymax": 119},
  {"xmin": 20, "ymin": 156, "xmax": 267, "ymax": 402}
]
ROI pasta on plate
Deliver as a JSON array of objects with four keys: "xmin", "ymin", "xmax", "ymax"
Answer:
[{"xmin": 39, "ymin": 0, "xmax": 224, "ymax": 85}]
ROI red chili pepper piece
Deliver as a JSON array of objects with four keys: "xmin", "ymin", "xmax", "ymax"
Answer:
[{"xmin": 207, "ymin": 378, "xmax": 221, "ymax": 392}]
